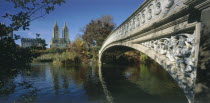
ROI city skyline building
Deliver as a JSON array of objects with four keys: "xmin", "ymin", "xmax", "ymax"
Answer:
[{"xmin": 50, "ymin": 21, "xmax": 70, "ymax": 48}]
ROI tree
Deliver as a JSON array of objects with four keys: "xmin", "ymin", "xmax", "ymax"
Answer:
[
  {"xmin": 68, "ymin": 37, "xmax": 88, "ymax": 60},
  {"xmin": 82, "ymin": 15, "xmax": 115, "ymax": 48},
  {"xmin": 0, "ymin": 0, "xmax": 66, "ymax": 80},
  {"xmin": 0, "ymin": 0, "xmax": 65, "ymax": 37},
  {"xmin": 0, "ymin": 0, "xmax": 66, "ymax": 95},
  {"xmin": 36, "ymin": 33, "xmax": 40, "ymax": 38}
]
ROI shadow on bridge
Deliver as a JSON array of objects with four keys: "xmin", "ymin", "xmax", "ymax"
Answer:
[{"xmin": 100, "ymin": 46, "xmax": 137, "ymax": 65}]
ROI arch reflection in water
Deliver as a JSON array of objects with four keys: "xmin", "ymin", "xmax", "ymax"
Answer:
[
  {"xmin": 99, "ymin": 64, "xmax": 114, "ymax": 103},
  {"xmin": 99, "ymin": 62, "xmax": 189, "ymax": 103},
  {"xmin": 0, "ymin": 62, "xmax": 189, "ymax": 103}
]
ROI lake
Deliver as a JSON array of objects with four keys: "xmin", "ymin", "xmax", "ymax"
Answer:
[{"xmin": 0, "ymin": 62, "xmax": 188, "ymax": 103}]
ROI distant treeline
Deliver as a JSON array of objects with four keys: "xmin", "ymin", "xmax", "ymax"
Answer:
[{"xmin": 34, "ymin": 15, "xmax": 149, "ymax": 65}]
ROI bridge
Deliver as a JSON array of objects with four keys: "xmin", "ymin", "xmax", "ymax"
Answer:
[{"xmin": 99, "ymin": 0, "xmax": 210, "ymax": 103}]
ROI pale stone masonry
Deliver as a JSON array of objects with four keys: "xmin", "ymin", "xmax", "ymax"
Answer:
[
  {"xmin": 99, "ymin": 0, "xmax": 210, "ymax": 103},
  {"xmin": 50, "ymin": 21, "xmax": 70, "ymax": 48}
]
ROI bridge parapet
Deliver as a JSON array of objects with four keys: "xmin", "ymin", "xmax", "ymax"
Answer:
[{"xmin": 100, "ymin": 0, "xmax": 188, "ymax": 53}]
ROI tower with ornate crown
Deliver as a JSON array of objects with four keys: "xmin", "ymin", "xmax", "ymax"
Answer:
[
  {"xmin": 50, "ymin": 21, "xmax": 70, "ymax": 48},
  {"xmin": 62, "ymin": 22, "xmax": 70, "ymax": 44}
]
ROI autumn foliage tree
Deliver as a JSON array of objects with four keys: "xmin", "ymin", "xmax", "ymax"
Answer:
[
  {"xmin": 81, "ymin": 15, "xmax": 115, "ymax": 60},
  {"xmin": 68, "ymin": 37, "xmax": 89, "ymax": 62},
  {"xmin": 82, "ymin": 15, "xmax": 115, "ymax": 48}
]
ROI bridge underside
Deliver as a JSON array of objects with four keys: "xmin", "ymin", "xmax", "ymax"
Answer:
[
  {"xmin": 99, "ymin": 41, "xmax": 195, "ymax": 103},
  {"xmin": 100, "ymin": 45, "xmax": 135, "ymax": 64}
]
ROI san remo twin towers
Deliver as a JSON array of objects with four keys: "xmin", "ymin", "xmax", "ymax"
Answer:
[{"xmin": 50, "ymin": 21, "xmax": 70, "ymax": 48}]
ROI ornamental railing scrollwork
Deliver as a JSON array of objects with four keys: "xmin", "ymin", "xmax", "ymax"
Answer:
[
  {"xmin": 101, "ymin": 0, "xmax": 179, "ymax": 50},
  {"xmin": 155, "ymin": 0, "xmax": 162, "ymax": 15},
  {"xmin": 141, "ymin": 32, "xmax": 196, "ymax": 81}
]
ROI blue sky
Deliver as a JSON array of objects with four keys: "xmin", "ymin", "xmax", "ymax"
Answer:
[{"xmin": 0, "ymin": 0, "xmax": 144, "ymax": 47}]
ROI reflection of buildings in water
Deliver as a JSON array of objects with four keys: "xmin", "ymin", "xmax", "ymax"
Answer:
[
  {"xmin": 50, "ymin": 66, "xmax": 75, "ymax": 95},
  {"xmin": 61, "ymin": 69, "xmax": 69, "ymax": 89},
  {"xmin": 49, "ymin": 64, "xmax": 105, "ymax": 101},
  {"xmin": 49, "ymin": 65, "xmax": 90, "ymax": 94},
  {"xmin": 50, "ymin": 66, "xmax": 60, "ymax": 95}
]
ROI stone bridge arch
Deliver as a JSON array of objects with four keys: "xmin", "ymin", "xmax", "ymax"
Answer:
[
  {"xmin": 99, "ymin": 39, "xmax": 196, "ymax": 103},
  {"xmin": 99, "ymin": 0, "xmax": 210, "ymax": 103}
]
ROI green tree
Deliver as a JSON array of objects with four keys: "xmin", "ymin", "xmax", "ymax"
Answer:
[
  {"xmin": 0, "ymin": 0, "xmax": 65, "ymax": 37},
  {"xmin": 0, "ymin": 0, "xmax": 66, "ymax": 95},
  {"xmin": 0, "ymin": 0, "xmax": 66, "ymax": 86}
]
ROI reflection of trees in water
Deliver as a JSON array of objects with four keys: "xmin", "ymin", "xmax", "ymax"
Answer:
[
  {"xmin": 0, "ymin": 64, "xmax": 32, "ymax": 96},
  {"xmin": 128, "ymin": 63, "xmax": 183, "ymax": 97},
  {"xmin": 101, "ymin": 64, "xmax": 157, "ymax": 103},
  {"xmin": 1, "ymin": 63, "xmax": 107, "ymax": 102},
  {"xmin": 15, "ymin": 64, "xmax": 50, "ymax": 102},
  {"xmin": 83, "ymin": 64, "xmax": 105, "ymax": 101},
  {"xmin": 101, "ymin": 63, "xmax": 188, "ymax": 103},
  {"xmin": 0, "ymin": 64, "xmax": 42, "ymax": 103},
  {"xmin": 28, "ymin": 63, "xmax": 48, "ymax": 80},
  {"xmin": 16, "ymin": 81, "xmax": 40, "ymax": 103},
  {"xmin": 71, "ymin": 66, "xmax": 86, "ymax": 85},
  {"xmin": 0, "ymin": 79, "xmax": 16, "ymax": 96}
]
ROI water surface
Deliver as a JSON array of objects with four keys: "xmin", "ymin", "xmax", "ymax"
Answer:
[{"xmin": 0, "ymin": 62, "xmax": 188, "ymax": 103}]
